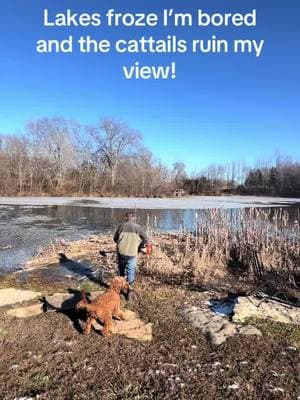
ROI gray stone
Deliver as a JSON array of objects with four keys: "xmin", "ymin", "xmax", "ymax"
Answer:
[
  {"xmin": 238, "ymin": 325, "xmax": 262, "ymax": 336},
  {"xmin": 0, "ymin": 288, "xmax": 41, "ymax": 307},
  {"xmin": 233, "ymin": 297, "xmax": 300, "ymax": 325},
  {"xmin": 84, "ymin": 310, "xmax": 153, "ymax": 342},
  {"xmin": 181, "ymin": 306, "xmax": 238, "ymax": 346},
  {"xmin": 44, "ymin": 291, "xmax": 104, "ymax": 311},
  {"xmin": 7, "ymin": 304, "xmax": 43, "ymax": 318},
  {"xmin": 5, "ymin": 291, "xmax": 105, "ymax": 318},
  {"xmin": 208, "ymin": 322, "xmax": 237, "ymax": 345}
]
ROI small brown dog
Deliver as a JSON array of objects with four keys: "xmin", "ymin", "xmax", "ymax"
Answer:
[{"xmin": 76, "ymin": 277, "xmax": 129, "ymax": 336}]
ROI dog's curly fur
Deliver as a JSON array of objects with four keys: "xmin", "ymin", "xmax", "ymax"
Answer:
[{"xmin": 76, "ymin": 277, "xmax": 129, "ymax": 336}]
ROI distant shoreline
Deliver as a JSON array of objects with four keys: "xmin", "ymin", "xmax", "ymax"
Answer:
[{"xmin": 0, "ymin": 195, "xmax": 299, "ymax": 210}]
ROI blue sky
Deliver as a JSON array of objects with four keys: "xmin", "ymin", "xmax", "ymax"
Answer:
[{"xmin": 0, "ymin": 0, "xmax": 299, "ymax": 173}]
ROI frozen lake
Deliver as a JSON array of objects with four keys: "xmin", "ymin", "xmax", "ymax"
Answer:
[{"xmin": 0, "ymin": 195, "xmax": 299, "ymax": 209}]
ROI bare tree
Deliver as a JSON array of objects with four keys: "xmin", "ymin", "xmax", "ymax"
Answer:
[
  {"xmin": 172, "ymin": 162, "xmax": 187, "ymax": 187},
  {"xmin": 89, "ymin": 118, "xmax": 141, "ymax": 189},
  {"xmin": 26, "ymin": 118, "xmax": 76, "ymax": 191},
  {"xmin": 1, "ymin": 135, "xmax": 30, "ymax": 194}
]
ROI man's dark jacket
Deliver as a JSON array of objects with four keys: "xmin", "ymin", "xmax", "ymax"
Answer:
[{"xmin": 114, "ymin": 221, "xmax": 148, "ymax": 257}]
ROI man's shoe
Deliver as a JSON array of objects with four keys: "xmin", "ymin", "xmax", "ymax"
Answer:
[
  {"xmin": 127, "ymin": 290, "xmax": 137, "ymax": 302},
  {"xmin": 126, "ymin": 283, "xmax": 137, "ymax": 301}
]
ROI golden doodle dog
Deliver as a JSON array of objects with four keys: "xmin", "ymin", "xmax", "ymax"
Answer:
[{"xmin": 76, "ymin": 277, "xmax": 129, "ymax": 336}]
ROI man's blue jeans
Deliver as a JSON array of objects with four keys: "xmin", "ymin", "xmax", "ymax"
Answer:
[{"xmin": 117, "ymin": 254, "xmax": 137, "ymax": 284}]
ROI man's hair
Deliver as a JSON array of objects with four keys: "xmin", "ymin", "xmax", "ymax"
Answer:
[{"xmin": 125, "ymin": 212, "xmax": 135, "ymax": 220}]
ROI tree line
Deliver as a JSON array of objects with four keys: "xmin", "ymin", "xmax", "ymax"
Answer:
[
  {"xmin": 0, "ymin": 117, "xmax": 299, "ymax": 197},
  {"xmin": 0, "ymin": 117, "xmax": 172, "ymax": 197},
  {"xmin": 240, "ymin": 162, "xmax": 300, "ymax": 197},
  {"xmin": 184, "ymin": 157, "xmax": 300, "ymax": 197}
]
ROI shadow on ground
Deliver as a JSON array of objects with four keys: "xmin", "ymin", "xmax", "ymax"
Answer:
[
  {"xmin": 41, "ymin": 288, "xmax": 89, "ymax": 334},
  {"xmin": 58, "ymin": 253, "xmax": 109, "ymax": 287}
]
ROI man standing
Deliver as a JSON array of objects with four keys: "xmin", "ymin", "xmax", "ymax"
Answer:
[{"xmin": 113, "ymin": 212, "xmax": 148, "ymax": 298}]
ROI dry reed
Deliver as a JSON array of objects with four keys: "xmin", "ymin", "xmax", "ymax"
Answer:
[
  {"xmin": 24, "ymin": 208, "xmax": 300, "ymax": 286},
  {"xmin": 146, "ymin": 208, "xmax": 300, "ymax": 280}
]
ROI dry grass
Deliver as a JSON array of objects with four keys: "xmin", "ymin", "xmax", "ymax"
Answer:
[
  {"xmin": 147, "ymin": 208, "xmax": 300, "ymax": 279},
  {"xmin": 19, "ymin": 207, "xmax": 300, "ymax": 292},
  {"xmin": 0, "ymin": 279, "xmax": 299, "ymax": 400}
]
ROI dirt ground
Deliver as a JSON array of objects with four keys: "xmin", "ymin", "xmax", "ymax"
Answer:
[
  {"xmin": 0, "ymin": 234, "xmax": 299, "ymax": 400},
  {"xmin": 0, "ymin": 278, "xmax": 299, "ymax": 400}
]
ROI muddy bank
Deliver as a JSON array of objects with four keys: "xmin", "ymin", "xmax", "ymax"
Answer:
[{"xmin": 0, "ymin": 232, "xmax": 237, "ymax": 293}]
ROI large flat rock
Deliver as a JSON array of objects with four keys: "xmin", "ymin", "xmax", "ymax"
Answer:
[
  {"xmin": 4, "ymin": 292, "xmax": 152, "ymax": 342},
  {"xmin": 92, "ymin": 310, "xmax": 153, "ymax": 342},
  {"xmin": 6, "ymin": 302, "xmax": 152, "ymax": 342},
  {"xmin": 44, "ymin": 291, "xmax": 104, "ymax": 311},
  {"xmin": 0, "ymin": 288, "xmax": 41, "ymax": 307},
  {"xmin": 5, "ymin": 291, "xmax": 105, "ymax": 317},
  {"xmin": 233, "ymin": 297, "xmax": 300, "ymax": 325},
  {"xmin": 181, "ymin": 301, "xmax": 262, "ymax": 346},
  {"xmin": 181, "ymin": 306, "xmax": 238, "ymax": 346},
  {"xmin": 7, "ymin": 304, "xmax": 43, "ymax": 318}
]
